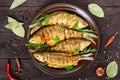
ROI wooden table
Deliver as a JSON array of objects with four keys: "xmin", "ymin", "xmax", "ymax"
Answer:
[{"xmin": 0, "ymin": 0, "xmax": 120, "ymax": 80}]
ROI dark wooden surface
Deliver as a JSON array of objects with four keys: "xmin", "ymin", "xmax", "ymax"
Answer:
[{"xmin": 0, "ymin": 0, "xmax": 120, "ymax": 80}]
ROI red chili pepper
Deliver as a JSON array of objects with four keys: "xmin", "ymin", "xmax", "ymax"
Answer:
[
  {"xmin": 6, "ymin": 60, "xmax": 17, "ymax": 80},
  {"xmin": 104, "ymin": 32, "xmax": 118, "ymax": 48},
  {"xmin": 16, "ymin": 58, "xmax": 20, "ymax": 76}
]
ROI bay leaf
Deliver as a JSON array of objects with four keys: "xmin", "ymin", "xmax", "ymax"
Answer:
[
  {"xmin": 106, "ymin": 61, "xmax": 118, "ymax": 78},
  {"xmin": 5, "ymin": 16, "xmax": 25, "ymax": 37},
  {"xmin": 10, "ymin": 0, "xmax": 27, "ymax": 10},
  {"xmin": 12, "ymin": 25, "xmax": 25, "ymax": 37},
  {"xmin": 5, "ymin": 22, "xmax": 18, "ymax": 29},
  {"xmin": 8, "ymin": 16, "xmax": 17, "ymax": 22},
  {"xmin": 88, "ymin": 3, "xmax": 104, "ymax": 17}
]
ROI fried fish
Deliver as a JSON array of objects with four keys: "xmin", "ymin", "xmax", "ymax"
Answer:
[
  {"xmin": 29, "ymin": 25, "xmax": 97, "ymax": 46},
  {"xmin": 33, "ymin": 52, "xmax": 93, "ymax": 68},
  {"xmin": 29, "ymin": 11, "xmax": 88, "ymax": 34},
  {"xmin": 49, "ymin": 39, "xmax": 91, "ymax": 55}
]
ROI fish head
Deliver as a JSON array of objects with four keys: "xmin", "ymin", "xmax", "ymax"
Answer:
[
  {"xmin": 33, "ymin": 53, "xmax": 44, "ymax": 62},
  {"xmin": 29, "ymin": 35, "xmax": 41, "ymax": 44}
]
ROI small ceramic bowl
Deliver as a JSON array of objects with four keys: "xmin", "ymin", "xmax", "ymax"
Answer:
[{"xmin": 27, "ymin": 3, "xmax": 100, "ymax": 77}]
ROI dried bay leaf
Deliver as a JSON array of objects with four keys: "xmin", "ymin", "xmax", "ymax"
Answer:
[
  {"xmin": 5, "ymin": 17, "xmax": 25, "ymax": 37},
  {"xmin": 12, "ymin": 25, "xmax": 25, "ymax": 38},
  {"xmin": 5, "ymin": 22, "xmax": 18, "ymax": 29},
  {"xmin": 106, "ymin": 61, "xmax": 118, "ymax": 78},
  {"xmin": 10, "ymin": 0, "xmax": 27, "ymax": 10},
  {"xmin": 88, "ymin": 3, "xmax": 104, "ymax": 17}
]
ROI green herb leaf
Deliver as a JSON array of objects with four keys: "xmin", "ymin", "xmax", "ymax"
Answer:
[
  {"xmin": 73, "ymin": 24, "xmax": 79, "ymax": 30},
  {"xmin": 39, "ymin": 62, "xmax": 48, "ymax": 66},
  {"xmin": 73, "ymin": 48, "xmax": 79, "ymax": 53},
  {"xmin": 80, "ymin": 47, "xmax": 96, "ymax": 54},
  {"xmin": 65, "ymin": 66, "xmax": 73, "ymax": 71},
  {"xmin": 10, "ymin": 0, "xmax": 27, "ymax": 10},
  {"xmin": 88, "ymin": 3, "xmax": 104, "ymax": 17},
  {"xmin": 68, "ymin": 13, "xmax": 73, "ymax": 18},
  {"xmin": 25, "ymin": 43, "xmax": 50, "ymax": 50},
  {"xmin": 106, "ymin": 61, "xmax": 118, "ymax": 78},
  {"xmin": 79, "ymin": 28, "xmax": 95, "ymax": 33},
  {"xmin": 5, "ymin": 17, "xmax": 25, "ymax": 37},
  {"xmin": 53, "ymin": 36, "xmax": 60, "ymax": 42},
  {"xmin": 45, "ymin": 20, "xmax": 48, "ymax": 25},
  {"xmin": 35, "ymin": 13, "xmax": 53, "ymax": 23}
]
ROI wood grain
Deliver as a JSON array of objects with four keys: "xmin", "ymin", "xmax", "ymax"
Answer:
[
  {"xmin": 0, "ymin": 0, "xmax": 120, "ymax": 7},
  {"xmin": 0, "ymin": 0, "xmax": 120, "ymax": 80}
]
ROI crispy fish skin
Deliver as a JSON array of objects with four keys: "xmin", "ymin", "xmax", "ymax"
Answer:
[
  {"xmin": 33, "ymin": 52, "xmax": 93, "ymax": 68},
  {"xmin": 49, "ymin": 39, "xmax": 91, "ymax": 55},
  {"xmin": 29, "ymin": 11, "xmax": 88, "ymax": 34},
  {"xmin": 29, "ymin": 25, "xmax": 97, "ymax": 46},
  {"xmin": 42, "ymin": 11, "xmax": 88, "ymax": 29}
]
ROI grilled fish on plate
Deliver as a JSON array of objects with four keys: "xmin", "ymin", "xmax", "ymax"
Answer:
[
  {"xmin": 33, "ymin": 52, "xmax": 93, "ymax": 68},
  {"xmin": 29, "ymin": 25, "xmax": 97, "ymax": 46},
  {"xmin": 29, "ymin": 11, "xmax": 88, "ymax": 34},
  {"xmin": 49, "ymin": 39, "xmax": 91, "ymax": 55}
]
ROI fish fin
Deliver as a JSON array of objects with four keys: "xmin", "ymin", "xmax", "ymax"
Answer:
[{"xmin": 82, "ymin": 57, "xmax": 94, "ymax": 60}]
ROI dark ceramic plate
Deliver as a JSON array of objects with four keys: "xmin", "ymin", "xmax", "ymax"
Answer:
[{"xmin": 27, "ymin": 3, "xmax": 100, "ymax": 77}]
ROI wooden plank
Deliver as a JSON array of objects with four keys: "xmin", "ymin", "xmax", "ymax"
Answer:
[
  {"xmin": 0, "ymin": 7, "xmax": 120, "ymax": 33},
  {"xmin": 0, "ymin": 0, "xmax": 120, "ymax": 7},
  {"xmin": 0, "ymin": 59, "xmax": 120, "ymax": 80},
  {"xmin": 0, "ymin": 33, "xmax": 30, "ymax": 58}
]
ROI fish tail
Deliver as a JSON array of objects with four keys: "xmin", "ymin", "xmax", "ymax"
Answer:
[
  {"xmin": 82, "ymin": 57, "xmax": 94, "ymax": 60},
  {"xmin": 83, "ymin": 33, "xmax": 98, "ymax": 44},
  {"xmin": 80, "ymin": 53, "xmax": 94, "ymax": 60}
]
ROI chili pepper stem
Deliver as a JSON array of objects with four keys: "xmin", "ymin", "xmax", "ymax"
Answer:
[
  {"xmin": 113, "ymin": 32, "xmax": 118, "ymax": 37},
  {"xmin": 15, "ymin": 58, "xmax": 21, "ymax": 76},
  {"xmin": 15, "ymin": 58, "xmax": 19, "ymax": 64}
]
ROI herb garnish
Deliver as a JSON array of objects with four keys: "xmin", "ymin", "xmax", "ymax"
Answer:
[
  {"xmin": 73, "ymin": 48, "xmax": 79, "ymax": 53},
  {"xmin": 68, "ymin": 13, "xmax": 73, "ymax": 18},
  {"xmin": 39, "ymin": 62, "xmax": 48, "ymax": 66},
  {"xmin": 53, "ymin": 36, "xmax": 60, "ymax": 42},
  {"xmin": 35, "ymin": 13, "xmax": 53, "ymax": 23},
  {"xmin": 79, "ymin": 28, "xmax": 95, "ymax": 33},
  {"xmin": 25, "ymin": 43, "xmax": 50, "ymax": 50},
  {"xmin": 80, "ymin": 47, "xmax": 96, "ymax": 54},
  {"xmin": 45, "ymin": 20, "xmax": 48, "ymax": 25},
  {"xmin": 65, "ymin": 66, "xmax": 73, "ymax": 71},
  {"xmin": 73, "ymin": 24, "xmax": 79, "ymax": 30}
]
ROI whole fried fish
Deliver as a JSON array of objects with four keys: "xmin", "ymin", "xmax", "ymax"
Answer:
[
  {"xmin": 33, "ymin": 52, "xmax": 93, "ymax": 68},
  {"xmin": 49, "ymin": 39, "xmax": 91, "ymax": 55},
  {"xmin": 29, "ymin": 11, "xmax": 88, "ymax": 34},
  {"xmin": 29, "ymin": 25, "xmax": 97, "ymax": 46}
]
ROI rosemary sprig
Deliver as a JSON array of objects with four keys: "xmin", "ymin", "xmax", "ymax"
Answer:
[
  {"xmin": 80, "ymin": 47, "xmax": 96, "ymax": 54},
  {"xmin": 35, "ymin": 13, "xmax": 53, "ymax": 23},
  {"xmin": 79, "ymin": 28, "xmax": 95, "ymax": 33},
  {"xmin": 25, "ymin": 43, "xmax": 50, "ymax": 50}
]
